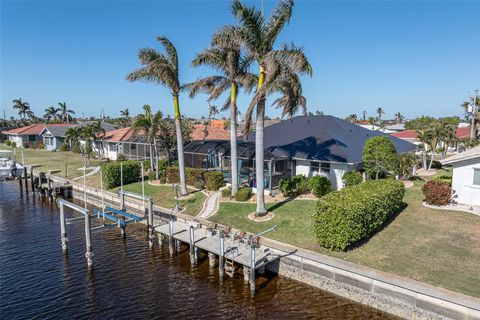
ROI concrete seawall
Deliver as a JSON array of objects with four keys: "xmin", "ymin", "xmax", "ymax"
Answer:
[{"xmin": 63, "ymin": 179, "xmax": 479, "ymax": 320}]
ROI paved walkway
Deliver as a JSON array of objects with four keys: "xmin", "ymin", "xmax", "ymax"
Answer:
[
  {"xmin": 197, "ymin": 191, "xmax": 220, "ymax": 219},
  {"xmin": 71, "ymin": 166, "xmax": 100, "ymax": 181}
]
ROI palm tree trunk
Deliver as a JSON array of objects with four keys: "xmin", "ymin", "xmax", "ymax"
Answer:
[
  {"xmin": 149, "ymin": 144, "xmax": 154, "ymax": 171},
  {"xmin": 230, "ymin": 84, "xmax": 238, "ymax": 196},
  {"xmin": 173, "ymin": 95, "xmax": 188, "ymax": 195},
  {"xmin": 470, "ymin": 115, "xmax": 476, "ymax": 139},
  {"xmin": 154, "ymin": 138, "xmax": 159, "ymax": 180},
  {"xmin": 255, "ymin": 99, "xmax": 267, "ymax": 216}
]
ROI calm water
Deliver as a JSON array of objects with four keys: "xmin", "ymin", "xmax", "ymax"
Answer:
[{"xmin": 0, "ymin": 182, "xmax": 397, "ymax": 319}]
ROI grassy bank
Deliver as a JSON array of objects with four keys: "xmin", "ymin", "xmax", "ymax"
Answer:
[
  {"xmin": 1, "ymin": 144, "xmax": 100, "ymax": 179},
  {"xmin": 211, "ymin": 178, "xmax": 480, "ymax": 297}
]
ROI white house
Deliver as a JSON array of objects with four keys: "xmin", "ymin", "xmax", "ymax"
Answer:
[{"xmin": 441, "ymin": 146, "xmax": 480, "ymax": 206}]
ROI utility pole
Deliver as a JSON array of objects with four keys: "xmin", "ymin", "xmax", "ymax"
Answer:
[
  {"xmin": 362, "ymin": 110, "xmax": 366, "ymax": 121},
  {"xmin": 471, "ymin": 89, "xmax": 479, "ymax": 139}
]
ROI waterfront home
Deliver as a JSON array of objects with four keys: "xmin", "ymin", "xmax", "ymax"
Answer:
[
  {"xmin": 39, "ymin": 125, "xmax": 76, "ymax": 151},
  {"xmin": 2, "ymin": 124, "xmax": 71, "ymax": 148},
  {"xmin": 391, "ymin": 127, "xmax": 471, "ymax": 149},
  {"xmin": 184, "ymin": 115, "xmax": 416, "ymax": 192},
  {"xmin": 441, "ymin": 146, "xmax": 480, "ymax": 206}
]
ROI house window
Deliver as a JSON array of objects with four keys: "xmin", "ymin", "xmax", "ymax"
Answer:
[
  {"xmin": 311, "ymin": 161, "xmax": 320, "ymax": 174},
  {"xmin": 473, "ymin": 169, "xmax": 480, "ymax": 186},
  {"xmin": 109, "ymin": 143, "xmax": 117, "ymax": 152},
  {"xmin": 321, "ymin": 162, "xmax": 330, "ymax": 174},
  {"xmin": 43, "ymin": 137, "xmax": 53, "ymax": 146},
  {"xmin": 28, "ymin": 135, "xmax": 36, "ymax": 142},
  {"xmin": 131, "ymin": 143, "xmax": 136, "ymax": 150}
]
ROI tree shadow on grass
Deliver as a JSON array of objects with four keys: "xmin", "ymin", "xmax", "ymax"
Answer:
[
  {"xmin": 267, "ymin": 197, "xmax": 296, "ymax": 212},
  {"xmin": 344, "ymin": 202, "xmax": 409, "ymax": 252}
]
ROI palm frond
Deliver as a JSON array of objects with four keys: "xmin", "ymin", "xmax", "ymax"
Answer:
[{"xmin": 264, "ymin": 0, "xmax": 294, "ymax": 49}]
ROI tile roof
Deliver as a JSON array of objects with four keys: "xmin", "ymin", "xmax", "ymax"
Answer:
[
  {"xmin": 102, "ymin": 127, "xmax": 134, "ymax": 142},
  {"xmin": 390, "ymin": 130, "xmax": 418, "ymax": 139},
  {"xmin": 191, "ymin": 124, "xmax": 233, "ymax": 141},
  {"xmin": 456, "ymin": 127, "xmax": 471, "ymax": 139},
  {"xmin": 2, "ymin": 123, "xmax": 71, "ymax": 135}
]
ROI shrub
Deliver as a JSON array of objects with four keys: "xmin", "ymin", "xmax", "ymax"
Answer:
[
  {"xmin": 362, "ymin": 136, "xmax": 399, "ymax": 179},
  {"xmin": 292, "ymin": 175, "xmax": 310, "ymax": 194},
  {"xmin": 430, "ymin": 160, "xmax": 442, "ymax": 169},
  {"xmin": 309, "ymin": 176, "xmax": 332, "ymax": 197},
  {"xmin": 143, "ymin": 160, "xmax": 151, "ymax": 170},
  {"xmin": 159, "ymin": 177, "xmax": 166, "ymax": 184},
  {"xmin": 11, "ymin": 142, "xmax": 16, "ymax": 148},
  {"xmin": 221, "ymin": 187, "xmax": 232, "ymax": 198},
  {"xmin": 167, "ymin": 167, "xmax": 205, "ymax": 186},
  {"xmin": 101, "ymin": 160, "xmax": 141, "ymax": 189},
  {"xmin": 280, "ymin": 175, "xmax": 310, "ymax": 197},
  {"xmin": 71, "ymin": 145, "xmax": 81, "ymax": 153},
  {"xmin": 22, "ymin": 142, "xmax": 30, "ymax": 148},
  {"xmin": 434, "ymin": 174, "xmax": 452, "ymax": 186},
  {"xmin": 158, "ymin": 159, "xmax": 168, "ymax": 177},
  {"xmin": 117, "ymin": 154, "xmax": 126, "ymax": 161},
  {"xmin": 204, "ymin": 171, "xmax": 224, "ymax": 191},
  {"xmin": 313, "ymin": 180, "xmax": 405, "ymax": 251},
  {"xmin": 279, "ymin": 178, "xmax": 296, "ymax": 197},
  {"xmin": 342, "ymin": 171, "xmax": 362, "ymax": 187},
  {"xmin": 422, "ymin": 180, "xmax": 451, "ymax": 206},
  {"xmin": 5, "ymin": 140, "xmax": 11, "ymax": 146},
  {"xmin": 194, "ymin": 180, "xmax": 205, "ymax": 190},
  {"xmin": 235, "ymin": 187, "xmax": 252, "ymax": 201},
  {"xmin": 59, "ymin": 143, "xmax": 69, "ymax": 152},
  {"xmin": 148, "ymin": 170, "xmax": 156, "ymax": 181},
  {"xmin": 435, "ymin": 146, "xmax": 445, "ymax": 154}
]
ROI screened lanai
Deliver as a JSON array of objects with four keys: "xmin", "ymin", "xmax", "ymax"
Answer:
[
  {"xmin": 184, "ymin": 140, "xmax": 291, "ymax": 192},
  {"xmin": 117, "ymin": 136, "xmax": 166, "ymax": 161}
]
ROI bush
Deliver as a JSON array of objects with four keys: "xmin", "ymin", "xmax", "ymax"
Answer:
[
  {"xmin": 101, "ymin": 160, "xmax": 141, "ymax": 189},
  {"xmin": 342, "ymin": 171, "xmax": 362, "ymax": 187},
  {"xmin": 143, "ymin": 160, "xmax": 151, "ymax": 170},
  {"xmin": 71, "ymin": 145, "xmax": 81, "ymax": 153},
  {"xmin": 204, "ymin": 171, "xmax": 224, "ymax": 191},
  {"xmin": 435, "ymin": 146, "xmax": 445, "ymax": 154},
  {"xmin": 313, "ymin": 180, "xmax": 405, "ymax": 251},
  {"xmin": 158, "ymin": 159, "xmax": 168, "ymax": 177},
  {"xmin": 362, "ymin": 136, "xmax": 399, "ymax": 179},
  {"xmin": 148, "ymin": 170, "xmax": 156, "ymax": 181},
  {"xmin": 194, "ymin": 180, "xmax": 205, "ymax": 190},
  {"xmin": 11, "ymin": 142, "xmax": 16, "ymax": 148},
  {"xmin": 434, "ymin": 174, "xmax": 452, "ymax": 186},
  {"xmin": 22, "ymin": 142, "xmax": 30, "ymax": 148},
  {"xmin": 166, "ymin": 167, "xmax": 205, "ymax": 186},
  {"xmin": 430, "ymin": 160, "xmax": 442, "ymax": 169},
  {"xmin": 309, "ymin": 176, "xmax": 332, "ymax": 197},
  {"xmin": 422, "ymin": 180, "xmax": 451, "ymax": 206},
  {"xmin": 117, "ymin": 154, "xmax": 126, "ymax": 161},
  {"xmin": 279, "ymin": 175, "xmax": 310, "ymax": 197},
  {"xmin": 5, "ymin": 140, "xmax": 11, "ymax": 146},
  {"xmin": 59, "ymin": 143, "xmax": 69, "ymax": 152},
  {"xmin": 221, "ymin": 187, "xmax": 232, "ymax": 198},
  {"xmin": 235, "ymin": 187, "xmax": 252, "ymax": 201}
]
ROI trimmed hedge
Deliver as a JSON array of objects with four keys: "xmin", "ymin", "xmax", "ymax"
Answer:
[
  {"xmin": 235, "ymin": 187, "xmax": 252, "ymax": 201},
  {"xmin": 221, "ymin": 187, "xmax": 232, "ymax": 198},
  {"xmin": 422, "ymin": 180, "xmax": 451, "ymax": 206},
  {"xmin": 313, "ymin": 180, "xmax": 405, "ymax": 251},
  {"xmin": 342, "ymin": 171, "xmax": 362, "ymax": 187},
  {"xmin": 279, "ymin": 175, "xmax": 310, "ymax": 197},
  {"xmin": 309, "ymin": 176, "xmax": 331, "ymax": 198},
  {"xmin": 204, "ymin": 171, "xmax": 224, "ymax": 191},
  {"xmin": 101, "ymin": 160, "xmax": 141, "ymax": 189},
  {"xmin": 166, "ymin": 167, "xmax": 205, "ymax": 186}
]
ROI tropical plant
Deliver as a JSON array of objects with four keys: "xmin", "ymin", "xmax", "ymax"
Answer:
[
  {"xmin": 309, "ymin": 175, "xmax": 331, "ymax": 197},
  {"xmin": 394, "ymin": 112, "xmax": 405, "ymax": 124},
  {"xmin": 231, "ymin": 0, "xmax": 312, "ymax": 216},
  {"xmin": 461, "ymin": 93, "xmax": 480, "ymax": 139},
  {"xmin": 362, "ymin": 136, "xmax": 399, "ymax": 179},
  {"xmin": 65, "ymin": 126, "xmax": 83, "ymax": 149},
  {"xmin": 43, "ymin": 106, "xmax": 60, "ymax": 122},
  {"xmin": 376, "ymin": 107, "xmax": 385, "ymax": 119},
  {"xmin": 186, "ymin": 28, "xmax": 256, "ymax": 195},
  {"xmin": 120, "ymin": 108, "xmax": 132, "ymax": 127},
  {"xmin": 342, "ymin": 170, "xmax": 363, "ymax": 187},
  {"xmin": 58, "ymin": 102, "xmax": 75, "ymax": 124},
  {"xmin": 127, "ymin": 36, "xmax": 188, "ymax": 195},
  {"xmin": 345, "ymin": 114, "xmax": 358, "ymax": 123},
  {"xmin": 80, "ymin": 121, "xmax": 105, "ymax": 165},
  {"xmin": 12, "ymin": 98, "xmax": 32, "ymax": 120},
  {"xmin": 398, "ymin": 152, "xmax": 416, "ymax": 178}
]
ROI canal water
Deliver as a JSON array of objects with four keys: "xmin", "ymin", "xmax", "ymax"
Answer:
[{"xmin": 0, "ymin": 182, "xmax": 397, "ymax": 319}]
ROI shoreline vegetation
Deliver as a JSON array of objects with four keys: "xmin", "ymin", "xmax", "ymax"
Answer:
[{"xmin": 2, "ymin": 143, "xmax": 479, "ymax": 298}]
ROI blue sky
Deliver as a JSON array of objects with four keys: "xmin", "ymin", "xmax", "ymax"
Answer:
[{"xmin": 1, "ymin": 0, "xmax": 479, "ymax": 121}]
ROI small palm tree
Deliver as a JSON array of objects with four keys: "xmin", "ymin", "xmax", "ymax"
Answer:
[
  {"xmin": 80, "ymin": 122, "xmax": 105, "ymax": 166},
  {"xmin": 65, "ymin": 126, "xmax": 83, "ymax": 149},
  {"xmin": 345, "ymin": 114, "xmax": 358, "ymax": 123},
  {"xmin": 186, "ymin": 30, "xmax": 256, "ymax": 195},
  {"xmin": 461, "ymin": 94, "xmax": 480, "ymax": 139},
  {"xmin": 231, "ymin": 0, "xmax": 312, "ymax": 216},
  {"xmin": 58, "ymin": 102, "xmax": 75, "ymax": 124},
  {"xmin": 44, "ymin": 106, "xmax": 60, "ymax": 122},
  {"xmin": 120, "ymin": 108, "xmax": 131, "ymax": 127},
  {"xmin": 12, "ymin": 98, "xmax": 31, "ymax": 120},
  {"xmin": 394, "ymin": 112, "xmax": 405, "ymax": 124},
  {"xmin": 127, "ymin": 37, "xmax": 188, "ymax": 195},
  {"xmin": 376, "ymin": 107, "xmax": 385, "ymax": 120}
]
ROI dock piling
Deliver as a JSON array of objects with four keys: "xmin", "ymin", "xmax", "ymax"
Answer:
[
  {"xmin": 23, "ymin": 167, "xmax": 28, "ymax": 192},
  {"xmin": 148, "ymin": 199, "xmax": 154, "ymax": 249},
  {"xmin": 189, "ymin": 225, "xmax": 197, "ymax": 265},
  {"xmin": 59, "ymin": 205, "xmax": 68, "ymax": 252},
  {"xmin": 249, "ymin": 245, "xmax": 256, "ymax": 292},
  {"xmin": 168, "ymin": 219, "xmax": 174, "ymax": 255},
  {"xmin": 219, "ymin": 231, "xmax": 225, "ymax": 278},
  {"xmin": 84, "ymin": 213, "xmax": 93, "ymax": 268}
]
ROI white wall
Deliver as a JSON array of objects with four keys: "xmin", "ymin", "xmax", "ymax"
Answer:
[
  {"xmin": 451, "ymin": 158, "xmax": 480, "ymax": 206},
  {"xmin": 295, "ymin": 159, "xmax": 354, "ymax": 190},
  {"xmin": 8, "ymin": 135, "xmax": 24, "ymax": 146}
]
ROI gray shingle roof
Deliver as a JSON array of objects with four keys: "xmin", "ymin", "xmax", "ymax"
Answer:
[{"xmin": 243, "ymin": 115, "xmax": 417, "ymax": 164}]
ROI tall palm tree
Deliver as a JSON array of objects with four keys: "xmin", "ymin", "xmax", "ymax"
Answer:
[
  {"xmin": 376, "ymin": 107, "xmax": 385, "ymax": 120},
  {"xmin": 12, "ymin": 98, "xmax": 31, "ymax": 120},
  {"xmin": 65, "ymin": 126, "xmax": 83, "ymax": 150},
  {"xmin": 186, "ymin": 31, "xmax": 256, "ymax": 195},
  {"xmin": 44, "ymin": 106, "xmax": 60, "ymax": 122},
  {"xmin": 367, "ymin": 116, "xmax": 377, "ymax": 130},
  {"xmin": 127, "ymin": 37, "xmax": 188, "ymax": 195},
  {"xmin": 231, "ymin": 0, "xmax": 312, "ymax": 216},
  {"xmin": 394, "ymin": 112, "xmax": 404, "ymax": 124},
  {"xmin": 120, "ymin": 108, "xmax": 131, "ymax": 127},
  {"xmin": 58, "ymin": 102, "xmax": 75, "ymax": 124},
  {"xmin": 80, "ymin": 121, "xmax": 105, "ymax": 166},
  {"xmin": 345, "ymin": 114, "xmax": 358, "ymax": 123},
  {"xmin": 461, "ymin": 93, "xmax": 480, "ymax": 139}
]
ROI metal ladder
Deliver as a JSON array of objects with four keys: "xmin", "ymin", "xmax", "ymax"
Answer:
[{"xmin": 224, "ymin": 246, "xmax": 238, "ymax": 277}]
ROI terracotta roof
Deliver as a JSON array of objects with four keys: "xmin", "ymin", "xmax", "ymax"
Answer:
[
  {"xmin": 456, "ymin": 127, "xmax": 471, "ymax": 139},
  {"xmin": 102, "ymin": 127, "xmax": 134, "ymax": 142},
  {"xmin": 191, "ymin": 124, "xmax": 232, "ymax": 141},
  {"xmin": 209, "ymin": 119, "xmax": 228, "ymax": 129},
  {"xmin": 390, "ymin": 130, "xmax": 418, "ymax": 139},
  {"xmin": 2, "ymin": 123, "xmax": 72, "ymax": 135}
]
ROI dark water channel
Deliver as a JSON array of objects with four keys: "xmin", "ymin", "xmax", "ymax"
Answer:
[{"xmin": 0, "ymin": 182, "xmax": 398, "ymax": 319}]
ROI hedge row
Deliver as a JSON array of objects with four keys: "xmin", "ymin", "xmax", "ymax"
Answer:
[
  {"xmin": 313, "ymin": 179, "xmax": 405, "ymax": 251},
  {"xmin": 166, "ymin": 167, "xmax": 225, "ymax": 191},
  {"xmin": 101, "ymin": 160, "xmax": 141, "ymax": 189},
  {"xmin": 204, "ymin": 171, "xmax": 224, "ymax": 191}
]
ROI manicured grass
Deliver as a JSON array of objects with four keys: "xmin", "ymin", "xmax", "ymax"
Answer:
[
  {"xmin": 113, "ymin": 182, "xmax": 206, "ymax": 216},
  {"xmin": 1, "ymin": 144, "xmax": 100, "ymax": 179},
  {"xmin": 212, "ymin": 178, "xmax": 480, "ymax": 297}
]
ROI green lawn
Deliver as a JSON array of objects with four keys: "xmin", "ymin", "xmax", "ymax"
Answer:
[
  {"xmin": 114, "ymin": 181, "xmax": 206, "ymax": 216},
  {"xmin": 1, "ymin": 144, "xmax": 100, "ymax": 179},
  {"xmin": 212, "ymin": 177, "xmax": 480, "ymax": 297}
]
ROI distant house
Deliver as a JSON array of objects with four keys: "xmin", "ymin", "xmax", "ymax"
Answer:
[
  {"xmin": 39, "ymin": 125, "xmax": 76, "ymax": 151},
  {"xmin": 441, "ymin": 146, "xmax": 480, "ymax": 206},
  {"xmin": 2, "ymin": 124, "xmax": 46, "ymax": 147},
  {"xmin": 391, "ymin": 127, "xmax": 471, "ymax": 148},
  {"xmin": 191, "ymin": 124, "xmax": 236, "ymax": 141},
  {"xmin": 385, "ymin": 123, "xmax": 406, "ymax": 132},
  {"xmin": 185, "ymin": 115, "xmax": 416, "ymax": 192}
]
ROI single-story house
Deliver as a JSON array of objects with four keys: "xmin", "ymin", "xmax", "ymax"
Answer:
[
  {"xmin": 391, "ymin": 127, "xmax": 471, "ymax": 148},
  {"xmin": 2, "ymin": 124, "xmax": 46, "ymax": 147},
  {"xmin": 184, "ymin": 115, "xmax": 416, "ymax": 192},
  {"xmin": 385, "ymin": 123, "xmax": 406, "ymax": 132},
  {"xmin": 39, "ymin": 124, "xmax": 76, "ymax": 151},
  {"xmin": 441, "ymin": 146, "xmax": 480, "ymax": 206}
]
